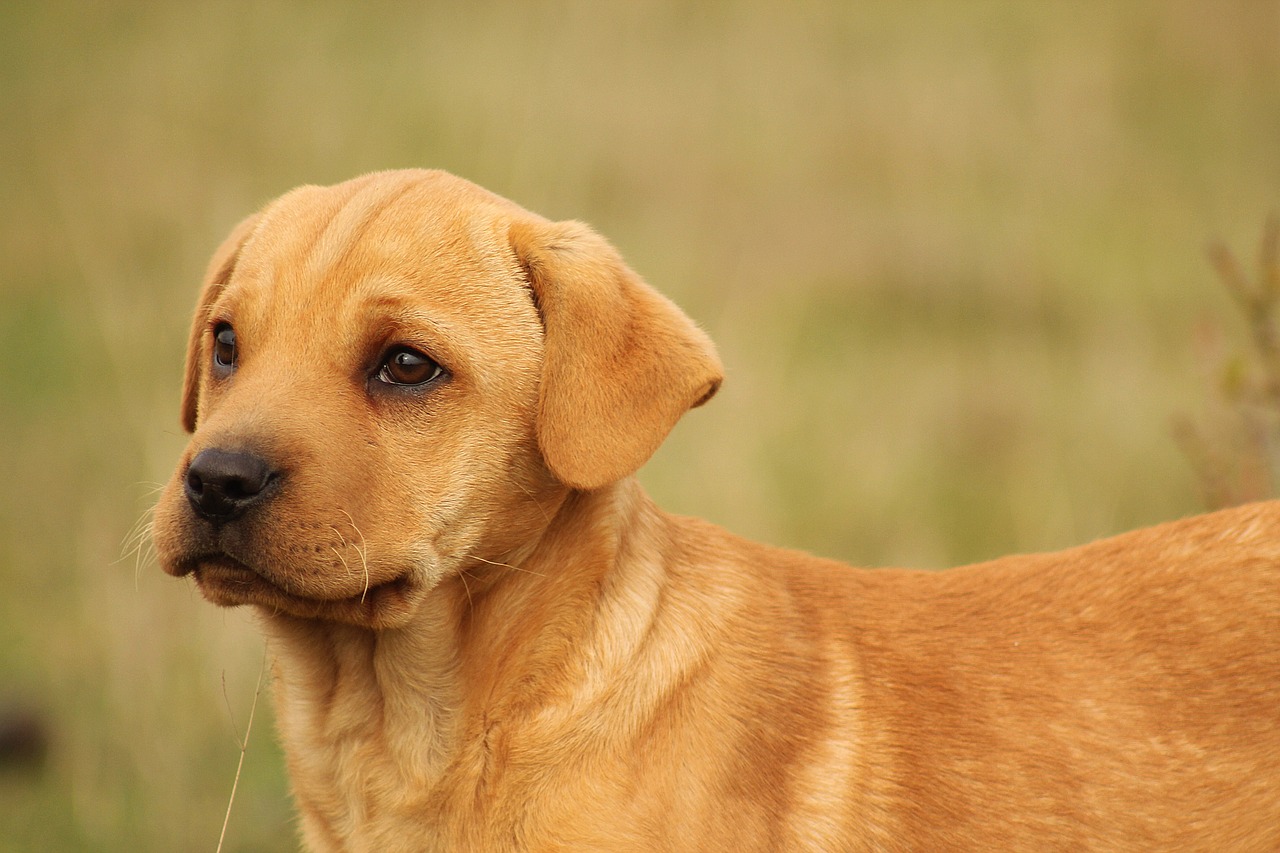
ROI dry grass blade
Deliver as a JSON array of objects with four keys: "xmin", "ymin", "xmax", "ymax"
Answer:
[{"xmin": 216, "ymin": 650, "xmax": 267, "ymax": 853}]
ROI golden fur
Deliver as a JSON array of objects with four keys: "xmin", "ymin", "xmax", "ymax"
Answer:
[{"xmin": 154, "ymin": 170, "xmax": 1280, "ymax": 851}]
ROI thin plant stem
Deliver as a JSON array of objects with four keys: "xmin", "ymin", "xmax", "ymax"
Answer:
[{"xmin": 216, "ymin": 649, "xmax": 267, "ymax": 853}]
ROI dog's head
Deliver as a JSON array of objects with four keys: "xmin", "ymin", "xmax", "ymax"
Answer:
[{"xmin": 152, "ymin": 170, "xmax": 721, "ymax": 628}]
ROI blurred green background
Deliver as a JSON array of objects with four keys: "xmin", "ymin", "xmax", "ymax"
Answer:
[{"xmin": 2, "ymin": 1, "xmax": 1278, "ymax": 849}]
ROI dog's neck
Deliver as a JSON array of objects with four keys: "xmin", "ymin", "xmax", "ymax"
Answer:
[
  {"xmin": 261, "ymin": 591, "xmax": 462, "ymax": 767},
  {"xmin": 257, "ymin": 478, "xmax": 661, "ymax": 829}
]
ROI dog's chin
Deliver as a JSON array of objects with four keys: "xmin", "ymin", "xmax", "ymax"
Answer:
[{"xmin": 180, "ymin": 555, "xmax": 422, "ymax": 629}]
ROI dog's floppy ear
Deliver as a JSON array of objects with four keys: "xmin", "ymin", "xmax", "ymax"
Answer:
[
  {"xmin": 180, "ymin": 214, "xmax": 261, "ymax": 432},
  {"xmin": 510, "ymin": 218, "xmax": 723, "ymax": 491}
]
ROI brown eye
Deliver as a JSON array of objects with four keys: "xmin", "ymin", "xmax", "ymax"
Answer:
[
  {"xmin": 213, "ymin": 324, "xmax": 237, "ymax": 372},
  {"xmin": 377, "ymin": 347, "xmax": 444, "ymax": 387}
]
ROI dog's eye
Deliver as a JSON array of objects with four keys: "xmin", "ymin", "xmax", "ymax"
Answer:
[
  {"xmin": 213, "ymin": 324, "xmax": 237, "ymax": 372},
  {"xmin": 377, "ymin": 347, "xmax": 444, "ymax": 387}
]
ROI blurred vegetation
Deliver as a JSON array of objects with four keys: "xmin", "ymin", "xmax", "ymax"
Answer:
[
  {"xmin": 1175, "ymin": 218, "xmax": 1280, "ymax": 508},
  {"xmin": 1, "ymin": 1, "xmax": 1278, "ymax": 849}
]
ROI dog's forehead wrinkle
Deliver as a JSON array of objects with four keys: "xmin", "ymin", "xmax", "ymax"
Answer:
[
  {"xmin": 340, "ymin": 281, "xmax": 538, "ymax": 381},
  {"xmin": 301, "ymin": 178, "xmax": 428, "ymax": 284},
  {"xmin": 240, "ymin": 173, "xmax": 428, "ymax": 303}
]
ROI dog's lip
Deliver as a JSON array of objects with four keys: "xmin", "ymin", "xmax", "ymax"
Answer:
[
  {"xmin": 180, "ymin": 553, "xmax": 296, "ymax": 598},
  {"xmin": 169, "ymin": 552, "xmax": 259, "ymax": 587},
  {"xmin": 186, "ymin": 553, "xmax": 269, "ymax": 586},
  {"xmin": 178, "ymin": 552, "xmax": 418, "ymax": 621}
]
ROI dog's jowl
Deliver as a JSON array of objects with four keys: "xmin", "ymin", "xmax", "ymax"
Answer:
[{"xmin": 155, "ymin": 170, "xmax": 1280, "ymax": 852}]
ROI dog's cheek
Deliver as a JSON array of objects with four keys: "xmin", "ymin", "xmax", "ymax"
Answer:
[
  {"xmin": 150, "ymin": 475, "xmax": 195, "ymax": 573},
  {"xmin": 435, "ymin": 439, "xmax": 564, "ymax": 565}
]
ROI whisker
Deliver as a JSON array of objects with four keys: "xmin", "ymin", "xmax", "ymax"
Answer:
[
  {"xmin": 328, "ymin": 526, "xmax": 356, "ymax": 592},
  {"xmin": 457, "ymin": 569, "xmax": 475, "ymax": 611},
  {"xmin": 138, "ymin": 540, "xmax": 158, "ymax": 589},
  {"xmin": 121, "ymin": 509, "xmax": 158, "ymax": 589},
  {"xmin": 130, "ymin": 480, "xmax": 169, "ymax": 498},
  {"xmin": 339, "ymin": 510, "xmax": 371, "ymax": 603},
  {"xmin": 120, "ymin": 512, "xmax": 152, "ymax": 557},
  {"xmin": 511, "ymin": 476, "xmax": 553, "ymax": 525},
  {"xmin": 463, "ymin": 553, "xmax": 546, "ymax": 578}
]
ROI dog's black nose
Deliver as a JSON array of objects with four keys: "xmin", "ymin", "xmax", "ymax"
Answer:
[{"xmin": 184, "ymin": 448, "xmax": 277, "ymax": 523}]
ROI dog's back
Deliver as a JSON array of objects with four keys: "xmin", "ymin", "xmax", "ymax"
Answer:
[{"xmin": 696, "ymin": 501, "xmax": 1280, "ymax": 849}]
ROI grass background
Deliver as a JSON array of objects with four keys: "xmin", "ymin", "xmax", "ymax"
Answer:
[{"xmin": 2, "ymin": 1, "xmax": 1278, "ymax": 849}]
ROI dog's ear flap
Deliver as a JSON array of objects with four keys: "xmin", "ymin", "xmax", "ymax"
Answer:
[
  {"xmin": 509, "ymin": 218, "xmax": 723, "ymax": 491},
  {"xmin": 180, "ymin": 214, "xmax": 261, "ymax": 432}
]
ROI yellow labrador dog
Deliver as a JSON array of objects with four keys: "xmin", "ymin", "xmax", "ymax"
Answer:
[{"xmin": 154, "ymin": 170, "xmax": 1280, "ymax": 851}]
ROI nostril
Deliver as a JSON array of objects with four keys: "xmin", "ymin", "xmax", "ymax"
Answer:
[
  {"xmin": 185, "ymin": 466, "xmax": 206, "ymax": 496},
  {"xmin": 184, "ymin": 448, "xmax": 278, "ymax": 522}
]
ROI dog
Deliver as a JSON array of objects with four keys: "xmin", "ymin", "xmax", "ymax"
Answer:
[{"xmin": 154, "ymin": 169, "xmax": 1280, "ymax": 851}]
